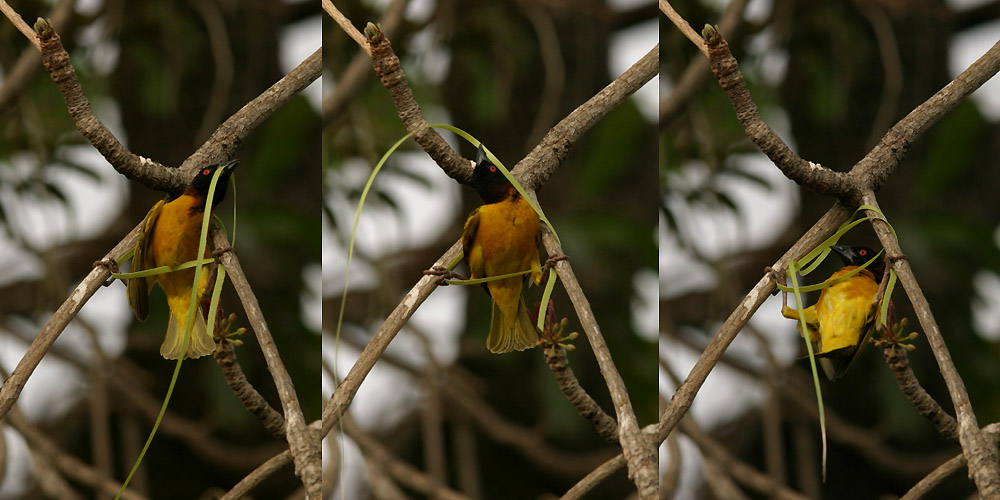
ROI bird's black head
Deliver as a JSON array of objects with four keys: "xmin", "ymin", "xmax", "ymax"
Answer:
[
  {"xmin": 831, "ymin": 245, "xmax": 883, "ymax": 274},
  {"xmin": 190, "ymin": 160, "xmax": 238, "ymax": 208},
  {"xmin": 470, "ymin": 145, "xmax": 512, "ymax": 204}
]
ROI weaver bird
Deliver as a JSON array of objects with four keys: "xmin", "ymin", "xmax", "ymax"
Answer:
[
  {"xmin": 782, "ymin": 245, "xmax": 885, "ymax": 380},
  {"xmin": 461, "ymin": 146, "xmax": 541, "ymax": 353},
  {"xmin": 127, "ymin": 160, "xmax": 237, "ymax": 359}
]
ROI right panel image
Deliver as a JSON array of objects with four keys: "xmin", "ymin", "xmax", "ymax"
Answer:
[
  {"xmin": 325, "ymin": 1, "xmax": 659, "ymax": 498},
  {"xmin": 663, "ymin": 2, "xmax": 1000, "ymax": 499}
]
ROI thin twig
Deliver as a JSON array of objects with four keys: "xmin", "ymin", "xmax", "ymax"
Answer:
[
  {"xmin": 659, "ymin": 0, "xmax": 707, "ymax": 58},
  {"xmin": 882, "ymin": 342, "xmax": 959, "ymax": 442},
  {"xmin": 323, "ymin": 0, "xmax": 408, "ymax": 124},
  {"xmin": 0, "ymin": 0, "xmax": 74, "ymax": 110},
  {"xmin": 543, "ymin": 344, "xmax": 619, "ymax": 442},
  {"xmin": 854, "ymin": 39, "xmax": 1000, "ymax": 191},
  {"xmin": 660, "ymin": 430, "xmax": 681, "ymax": 499},
  {"xmin": 863, "ymin": 194, "xmax": 1000, "ymax": 497},
  {"xmin": 901, "ymin": 424, "xmax": 1000, "ymax": 500},
  {"xmin": 660, "ymin": 0, "xmax": 746, "ymax": 127},
  {"xmin": 107, "ymin": 365, "xmax": 283, "ymax": 470},
  {"xmin": 213, "ymin": 339, "xmax": 287, "ymax": 439},
  {"xmin": 443, "ymin": 372, "xmax": 615, "ymax": 477},
  {"xmin": 681, "ymin": 419, "xmax": 829, "ymax": 500},
  {"xmin": 221, "ymin": 447, "xmax": 295, "ymax": 500},
  {"xmin": 367, "ymin": 25, "xmax": 472, "ymax": 183},
  {"xmin": 212, "ymin": 228, "xmax": 321, "ymax": 496},
  {"xmin": 35, "ymin": 20, "xmax": 184, "ymax": 190},
  {"xmin": 542, "ymin": 232, "xmax": 658, "ymax": 499},
  {"xmin": 36, "ymin": 18, "xmax": 320, "ymax": 195},
  {"xmin": 701, "ymin": 26, "xmax": 854, "ymax": 198},
  {"xmin": 510, "ymin": 44, "xmax": 658, "ymax": 191},
  {"xmin": 560, "ymin": 424, "xmax": 658, "ymax": 500},
  {"xmin": 0, "ymin": 0, "xmax": 41, "ymax": 50},
  {"xmin": 325, "ymin": 0, "xmax": 369, "ymax": 55},
  {"xmin": 182, "ymin": 47, "xmax": 321, "ymax": 187}
]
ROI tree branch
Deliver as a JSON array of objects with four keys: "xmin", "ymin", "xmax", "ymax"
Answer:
[
  {"xmin": 659, "ymin": 202, "xmax": 853, "ymax": 440},
  {"xmin": 701, "ymin": 25, "xmax": 854, "ymax": 198},
  {"xmin": 542, "ymin": 232, "xmax": 658, "ymax": 499},
  {"xmin": 213, "ymin": 339, "xmax": 287, "ymax": 439},
  {"xmin": 882, "ymin": 343, "xmax": 959, "ymax": 442},
  {"xmin": 863, "ymin": 194, "xmax": 1000, "ymax": 497},
  {"xmin": 901, "ymin": 424, "xmax": 1000, "ymax": 500},
  {"xmin": 211, "ymin": 228, "xmax": 321, "ymax": 496},
  {"xmin": 323, "ymin": 241, "xmax": 462, "ymax": 435},
  {"xmin": 511, "ymin": 44, "xmax": 658, "ymax": 191},
  {"xmin": 323, "ymin": 0, "xmax": 408, "ymax": 124},
  {"xmin": 543, "ymin": 344, "xmax": 619, "ymax": 442},
  {"xmin": 0, "ymin": 226, "xmax": 139, "ymax": 420}
]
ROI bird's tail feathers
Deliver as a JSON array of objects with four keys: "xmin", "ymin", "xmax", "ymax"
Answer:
[
  {"xmin": 161, "ymin": 309, "xmax": 216, "ymax": 359},
  {"xmin": 486, "ymin": 297, "xmax": 540, "ymax": 354}
]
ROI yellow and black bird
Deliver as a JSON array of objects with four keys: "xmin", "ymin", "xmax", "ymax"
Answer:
[
  {"xmin": 127, "ymin": 160, "xmax": 238, "ymax": 359},
  {"xmin": 782, "ymin": 245, "xmax": 884, "ymax": 380},
  {"xmin": 461, "ymin": 146, "xmax": 542, "ymax": 353}
]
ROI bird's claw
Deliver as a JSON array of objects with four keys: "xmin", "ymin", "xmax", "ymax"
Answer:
[
  {"xmin": 212, "ymin": 246, "xmax": 234, "ymax": 259},
  {"xmin": 542, "ymin": 254, "xmax": 568, "ymax": 273},
  {"xmin": 423, "ymin": 266, "xmax": 465, "ymax": 285},
  {"xmin": 93, "ymin": 257, "xmax": 120, "ymax": 286}
]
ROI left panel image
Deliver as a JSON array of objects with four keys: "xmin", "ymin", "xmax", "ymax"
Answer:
[{"xmin": 0, "ymin": 1, "xmax": 322, "ymax": 498}]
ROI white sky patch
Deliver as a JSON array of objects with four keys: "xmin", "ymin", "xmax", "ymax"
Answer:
[
  {"xmin": 661, "ymin": 330, "xmax": 763, "ymax": 429},
  {"xmin": 0, "ymin": 147, "xmax": 128, "ymax": 250},
  {"xmin": 608, "ymin": 0, "xmax": 653, "ymax": 10},
  {"xmin": 946, "ymin": 0, "xmax": 998, "ymax": 10},
  {"xmin": 660, "ymin": 432, "xmax": 705, "ymax": 500},
  {"xmin": 746, "ymin": 28, "xmax": 788, "ymax": 87},
  {"xmin": 660, "ymin": 294, "xmax": 800, "ymax": 500},
  {"xmin": 972, "ymin": 269, "xmax": 1000, "ymax": 341},
  {"xmin": 327, "ymin": 329, "xmax": 423, "ymax": 431},
  {"xmin": 76, "ymin": 19, "xmax": 120, "ymax": 76},
  {"xmin": 609, "ymin": 18, "xmax": 658, "ymax": 123},
  {"xmin": 326, "ymin": 433, "xmax": 368, "ymax": 500},
  {"xmin": 74, "ymin": 284, "xmax": 130, "ymax": 360},
  {"xmin": 75, "ymin": 0, "xmax": 103, "ymax": 16},
  {"xmin": 406, "ymin": 27, "xmax": 452, "ymax": 86},
  {"xmin": 301, "ymin": 261, "xmax": 323, "ymax": 333},
  {"xmin": 745, "ymin": 0, "xmax": 773, "ymax": 24},
  {"xmin": 323, "ymin": 144, "xmax": 461, "ymax": 298},
  {"xmin": 663, "ymin": 152, "xmax": 799, "ymax": 264},
  {"xmin": 949, "ymin": 19, "xmax": 1000, "ymax": 121},
  {"xmin": 406, "ymin": 283, "xmax": 466, "ymax": 366},
  {"xmin": 322, "ymin": 215, "xmax": 379, "ymax": 296},
  {"xmin": 281, "ymin": 14, "xmax": 322, "ymax": 110},
  {"xmin": 0, "ymin": 427, "xmax": 32, "ymax": 498},
  {"xmin": 660, "ymin": 213, "xmax": 716, "ymax": 299},
  {"xmin": 631, "ymin": 268, "xmax": 659, "ymax": 341},
  {"xmin": 404, "ymin": 0, "xmax": 436, "ymax": 24},
  {"xmin": 0, "ymin": 318, "xmax": 88, "ymax": 423},
  {"xmin": 0, "ymin": 239, "xmax": 43, "ymax": 287}
]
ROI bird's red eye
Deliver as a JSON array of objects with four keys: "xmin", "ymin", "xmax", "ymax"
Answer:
[
  {"xmin": 202, "ymin": 169, "xmax": 211, "ymax": 175},
  {"xmin": 859, "ymin": 250, "xmax": 867, "ymax": 256},
  {"xmin": 489, "ymin": 166, "xmax": 497, "ymax": 172}
]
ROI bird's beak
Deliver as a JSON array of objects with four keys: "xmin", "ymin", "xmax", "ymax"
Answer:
[
  {"xmin": 220, "ymin": 159, "xmax": 239, "ymax": 173},
  {"xmin": 829, "ymin": 245, "xmax": 852, "ymax": 262},
  {"xmin": 474, "ymin": 145, "xmax": 488, "ymax": 166}
]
